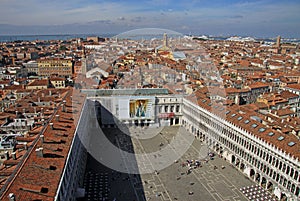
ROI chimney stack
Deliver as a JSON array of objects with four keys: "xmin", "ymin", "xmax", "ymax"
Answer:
[
  {"xmin": 62, "ymin": 100, "xmax": 66, "ymax": 112},
  {"xmin": 12, "ymin": 152, "xmax": 16, "ymax": 160},
  {"xmin": 8, "ymin": 193, "xmax": 15, "ymax": 201},
  {"xmin": 24, "ymin": 142, "xmax": 28, "ymax": 150},
  {"xmin": 55, "ymin": 115, "xmax": 60, "ymax": 121},
  {"xmin": 50, "ymin": 122, "xmax": 54, "ymax": 130},
  {"xmin": 40, "ymin": 135, "xmax": 44, "ymax": 143},
  {"xmin": 35, "ymin": 147, "xmax": 44, "ymax": 157}
]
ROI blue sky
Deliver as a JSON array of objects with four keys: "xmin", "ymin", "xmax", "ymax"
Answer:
[{"xmin": 0, "ymin": 0, "xmax": 299, "ymax": 37}]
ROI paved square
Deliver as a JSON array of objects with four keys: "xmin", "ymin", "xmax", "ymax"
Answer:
[{"xmin": 85, "ymin": 125, "xmax": 255, "ymax": 201}]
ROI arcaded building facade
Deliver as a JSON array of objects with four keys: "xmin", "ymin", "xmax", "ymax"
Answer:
[{"xmin": 181, "ymin": 98, "xmax": 299, "ymax": 201}]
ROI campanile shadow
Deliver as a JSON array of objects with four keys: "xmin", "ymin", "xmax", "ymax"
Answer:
[{"xmin": 83, "ymin": 101, "xmax": 146, "ymax": 201}]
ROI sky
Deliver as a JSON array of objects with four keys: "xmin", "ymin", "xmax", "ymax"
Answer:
[{"xmin": 0, "ymin": 0, "xmax": 300, "ymax": 38}]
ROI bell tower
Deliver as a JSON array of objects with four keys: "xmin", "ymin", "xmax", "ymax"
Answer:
[{"xmin": 163, "ymin": 33, "xmax": 168, "ymax": 48}]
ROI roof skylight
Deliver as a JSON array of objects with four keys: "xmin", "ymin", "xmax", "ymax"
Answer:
[
  {"xmin": 251, "ymin": 124, "xmax": 258, "ymax": 128},
  {"xmin": 288, "ymin": 142, "xmax": 295, "ymax": 147}
]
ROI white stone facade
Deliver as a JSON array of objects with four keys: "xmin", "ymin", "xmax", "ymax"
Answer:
[{"xmin": 181, "ymin": 98, "xmax": 300, "ymax": 201}]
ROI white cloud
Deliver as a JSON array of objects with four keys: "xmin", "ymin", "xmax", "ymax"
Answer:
[{"xmin": 0, "ymin": 0, "xmax": 299, "ymax": 37}]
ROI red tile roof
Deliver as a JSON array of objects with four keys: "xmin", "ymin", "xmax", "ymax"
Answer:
[
  {"xmin": 248, "ymin": 81, "xmax": 269, "ymax": 89},
  {"xmin": 0, "ymin": 89, "xmax": 86, "ymax": 201},
  {"xmin": 27, "ymin": 79, "xmax": 49, "ymax": 87},
  {"xmin": 192, "ymin": 88, "xmax": 300, "ymax": 160}
]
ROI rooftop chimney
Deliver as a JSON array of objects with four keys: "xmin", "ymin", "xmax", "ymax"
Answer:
[
  {"xmin": 35, "ymin": 147, "xmax": 43, "ymax": 157},
  {"xmin": 40, "ymin": 135, "xmax": 44, "ymax": 143},
  {"xmin": 24, "ymin": 142, "xmax": 28, "ymax": 150},
  {"xmin": 8, "ymin": 193, "xmax": 15, "ymax": 201},
  {"xmin": 12, "ymin": 152, "xmax": 16, "ymax": 160},
  {"xmin": 62, "ymin": 101, "xmax": 66, "ymax": 112},
  {"xmin": 55, "ymin": 115, "xmax": 60, "ymax": 121},
  {"xmin": 50, "ymin": 122, "xmax": 54, "ymax": 130}
]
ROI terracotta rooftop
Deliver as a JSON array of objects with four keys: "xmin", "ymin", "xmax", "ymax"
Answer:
[
  {"xmin": 0, "ymin": 89, "xmax": 86, "ymax": 200},
  {"xmin": 225, "ymin": 107, "xmax": 299, "ymax": 159},
  {"xmin": 27, "ymin": 79, "xmax": 49, "ymax": 87},
  {"xmin": 49, "ymin": 77, "xmax": 65, "ymax": 82},
  {"xmin": 286, "ymin": 83, "xmax": 300, "ymax": 90},
  {"xmin": 248, "ymin": 82, "xmax": 270, "ymax": 89},
  {"xmin": 192, "ymin": 89, "xmax": 300, "ymax": 160}
]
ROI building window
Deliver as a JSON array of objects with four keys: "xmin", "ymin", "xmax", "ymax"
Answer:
[{"xmin": 170, "ymin": 106, "xmax": 174, "ymax": 112}]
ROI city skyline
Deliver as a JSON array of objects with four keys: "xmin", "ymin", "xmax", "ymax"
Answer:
[
  {"xmin": 0, "ymin": 17, "xmax": 300, "ymax": 200},
  {"xmin": 1, "ymin": 0, "xmax": 300, "ymax": 38}
]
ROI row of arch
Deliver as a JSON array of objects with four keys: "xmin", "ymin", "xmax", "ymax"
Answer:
[
  {"xmin": 182, "ymin": 109, "xmax": 299, "ymax": 182},
  {"xmin": 181, "ymin": 108, "xmax": 300, "ymax": 200}
]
